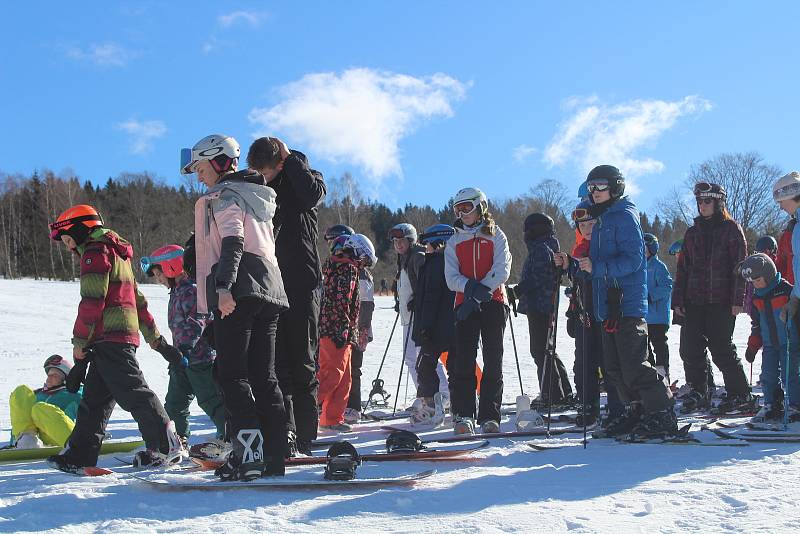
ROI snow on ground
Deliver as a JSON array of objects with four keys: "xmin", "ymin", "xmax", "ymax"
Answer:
[{"xmin": 1, "ymin": 278, "xmax": 798, "ymax": 533}]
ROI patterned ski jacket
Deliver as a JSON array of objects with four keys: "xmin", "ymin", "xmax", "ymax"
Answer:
[
  {"xmin": 168, "ymin": 277, "xmax": 214, "ymax": 365},
  {"xmin": 516, "ymin": 233, "xmax": 560, "ymax": 316},
  {"xmin": 672, "ymin": 214, "xmax": 747, "ymax": 309},
  {"xmin": 72, "ymin": 228, "xmax": 160, "ymax": 349},
  {"xmin": 444, "ymin": 220, "xmax": 512, "ymax": 307},
  {"xmin": 319, "ymin": 256, "xmax": 360, "ymax": 347}
]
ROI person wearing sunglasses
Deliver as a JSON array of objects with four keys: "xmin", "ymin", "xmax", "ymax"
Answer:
[
  {"xmin": 183, "ymin": 133, "xmax": 289, "ymax": 481},
  {"xmin": 444, "ymin": 187, "xmax": 512, "ymax": 435},
  {"xmin": 246, "ymin": 137, "xmax": 326, "ymax": 459},
  {"xmin": 46, "ymin": 204, "xmax": 182, "ymax": 473},
  {"xmin": 8, "ymin": 355, "xmax": 83, "ymax": 449},
  {"xmin": 672, "ymin": 181, "xmax": 754, "ymax": 415},
  {"xmin": 577, "ymin": 165, "xmax": 676, "ymax": 441},
  {"xmin": 738, "ymin": 253, "xmax": 800, "ymax": 424}
]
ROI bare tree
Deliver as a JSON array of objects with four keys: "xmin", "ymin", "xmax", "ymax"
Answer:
[{"xmin": 529, "ymin": 178, "xmax": 572, "ymax": 216}]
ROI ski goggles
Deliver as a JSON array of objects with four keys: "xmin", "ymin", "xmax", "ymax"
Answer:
[
  {"xmin": 419, "ymin": 230, "xmax": 454, "ymax": 245},
  {"xmin": 693, "ymin": 181, "xmax": 725, "ymax": 199},
  {"xmin": 180, "ymin": 148, "xmax": 195, "ymax": 174},
  {"xmin": 571, "ymin": 207, "xmax": 594, "ymax": 223},
  {"xmin": 586, "ymin": 181, "xmax": 610, "ymax": 193},
  {"xmin": 773, "ymin": 181, "xmax": 800, "ymax": 202},
  {"xmin": 453, "ymin": 200, "xmax": 478, "ymax": 217},
  {"xmin": 140, "ymin": 248, "xmax": 184, "ymax": 275},
  {"xmin": 388, "ymin": 228, "xmax": 410, "ymax": 240},
  {"xmin": 48, "ymin": 214, "xmax": 103, "ymax": 241}
]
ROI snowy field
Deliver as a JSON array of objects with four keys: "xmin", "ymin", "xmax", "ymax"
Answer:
[{"xmin": 1, "ymin": 278, "xmax": 798, "ymax": 533}]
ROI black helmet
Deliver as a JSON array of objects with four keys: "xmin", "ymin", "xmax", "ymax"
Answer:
[
  {"xmin": 587, "ymin": 165, "xmax": 625, "ymax": 199},
  {"xmin": 323, "ymin": 224, "xmax": 355, "ymax": 241},
  {"xmin": 523, "ymin": 213, "xmax": 555, "ymax": 240},
  {"xmin": 755, "ymin": 235, "xmax": 778, "ymax": 254},
  {"xmin": 693, "ymin": 182, "xmax": 727, "ymax": 201}
]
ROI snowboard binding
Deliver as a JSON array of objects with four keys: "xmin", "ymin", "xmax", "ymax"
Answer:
[
  {"xmin": 324, "ymin": 441, "xmax": 361, "ymax": 481},
  {"xmin": 366, "ymin": 378, "xmax": 391, "ymax": 409},
  {"xmin": 385, "ymin": 430, "xmax": 424, "ymax": 454}
]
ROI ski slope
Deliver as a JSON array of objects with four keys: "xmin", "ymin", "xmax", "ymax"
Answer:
[{"xmin": 0, "ymin": 278, "xmax": 797, "ymax": 533}]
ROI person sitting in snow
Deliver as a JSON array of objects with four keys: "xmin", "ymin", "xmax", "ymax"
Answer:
[{"xmin": 8, "ymin": 355, "xmax": 82, "ymax": 449}]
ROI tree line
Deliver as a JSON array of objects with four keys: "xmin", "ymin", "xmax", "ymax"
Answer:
[{"xmin": 0, "ymin": 151, "xmax": 787, "ymax": 285}]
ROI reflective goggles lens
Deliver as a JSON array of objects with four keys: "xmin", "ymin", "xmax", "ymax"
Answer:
[
  {"xmin": 571, "ymin": 208, "xmax": 591, "ymax": 222},
  {"xmin": 388, "ymin": 228, "xmax": 407, "ymax": 240},
  {"xmin": 693, "ymin": 182, "xmax": 713, "ymax": 195},
  {"xmin": 587, "ymin": 182, "xmax": 609, "ymax": 193},
  {"xmin": 453, "ymin": 201, "xmax": 477, "ymax": 217}
]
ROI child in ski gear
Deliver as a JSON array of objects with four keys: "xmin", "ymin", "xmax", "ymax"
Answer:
[
  {"xmin": 317, "ymin": 235, "xmax": 361, "ymax": 431},
  {"xmin": 555, "ymin": 202, "xmax": 624, "ymax": 427},
  {"xmin": 391, "ymin": 223, "xmax": 449, "ymax": 401},
  {"xmin": 186, "ymin": 134, "xmax": 288, "ymax": 480},
  {"xmin": 141, "ymin": 244, "xmax": 226, "ymax": 445},
  {"xmin": 643, "ymin": 233, "xmax": 673, "ymax": 381},
  {"xmin": 743, "ymin": 236, "xmax": 778, "ymax": 317},
  {"xmin": 672, "ymin": 181, "xmax": 753, "ymax": 415},
  {"xmin": 409, "ymin": 224, "xmax": 457, "ymax": 427},
  {"xmin": 445, "ymin": 187, "xmax": 512, "ymax": 435},
  {"xmin": 739, "ymin": 253, "xmax": 800, "ymax": 422},
  {"xmin": 9, "ymin": 355, "xmax": 82, "ymax": 448},
  {"xmin": 578, "ymin": 166, "xmax": 676, "ymax": 440},
  {"xmin": 516, "ymin": 212, "xmax": 574, "ymax": 408},
  {"xmin": 46, "ymin": 204, "xmax": 181, "ymax": 472}
]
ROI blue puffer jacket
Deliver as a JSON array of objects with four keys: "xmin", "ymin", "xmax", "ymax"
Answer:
[
  {"xmin": 589, "ymin": 197, "xmax": 648, "ymax": 321},
  {"xmin": 517, "ymin": 234, "xmax": 560, "ymax": 316},
  {"xmin": 646, "ymin": 255, "xmax": 673, "ymax": 325}
]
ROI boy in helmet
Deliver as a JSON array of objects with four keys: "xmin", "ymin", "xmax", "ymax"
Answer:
[
  {"xmin": 8, "ymin": 355, "xmax": 82, "ymax": 449},
  {"xmin": 46, "ymin": 205, "xmax": 182, "ymax": 471},
  {"xmin": 643, "ymin": 233, "xmax": 673, "ymax": 382},
  {"xmin": 141, "ymin": 244, "xmax": 226, "ymax": 450}
]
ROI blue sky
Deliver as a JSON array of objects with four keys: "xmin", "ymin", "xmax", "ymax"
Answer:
[{"xmin": 1, "ymin": 1, "xmax": 798, "ymax": 213}]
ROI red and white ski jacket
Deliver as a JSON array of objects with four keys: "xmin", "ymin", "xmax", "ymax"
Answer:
[{"xmin": 444, "ymin": 222, "xmax": 512, "ymax": 307}]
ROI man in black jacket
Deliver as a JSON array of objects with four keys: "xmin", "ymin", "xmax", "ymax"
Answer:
[{"xmin": 247, "ymin": 137, "xmax": 326, "ymax": 456}]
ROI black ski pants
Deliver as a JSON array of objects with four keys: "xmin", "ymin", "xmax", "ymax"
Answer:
[
  {"xmin": 602, "ymin": 317, "xmax": 672, "ymax": 413},
  {"xmin": 275, "ymin": 287, "xmax": 320, "ymax": 444},
  {"xmin": 415, "ymin": 349, "xmax": 443, "ymax": 399},
  {"xmin": 347, "ymin": 347, "xmax": 364, "ymax": 411},
  {"xmin": 214, "ymin": 297, "xmax": 287, "ymax": 467},
  {"xmin": 679, "ymin": 304, "xmax": 750, "ymax": 396},
  {"xmin": 451, "ymin": 300, "xmax": 506, "ymax": 424},
  {"xmin": 647, "ymin": 323, "xmax": 670, "ymax": 374},
  {"xmin": 528, "ymin": 311, "xmax": 573, "ymax": 401},
  {"xmin": 65, "ymin": 342, "xmax": 170, "ymax": 466},
  {"xmin": 575, "ymin": 321, "xmax": 624, "ymax": 416}
]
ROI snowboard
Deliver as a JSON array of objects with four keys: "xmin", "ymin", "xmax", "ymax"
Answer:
[
  {"xmin": 706, "ymin": 427, "xmax": 800, "ymax": 443},
  {"xmin": 131, "ymin": 469, "xmax": 436, "ymax": 489},
  {"xmin": 362, "ymin": 409, "xmax": 412, "ymax": 422},
  {"xmin": 190, "ymin": 440, "xmax": 489, "ymax": 469},
  {"xmin": 0, "ymin": 439, "xmax": 145, "ymax": 463},
  {"xmin": 379, "ymin": 425, "xmax": 583, "ymax": 443}
]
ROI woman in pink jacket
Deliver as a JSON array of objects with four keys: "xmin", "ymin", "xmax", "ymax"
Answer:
[{"xmin": 181, "ymin": 134, "xmax": 289, "ymax": 481}]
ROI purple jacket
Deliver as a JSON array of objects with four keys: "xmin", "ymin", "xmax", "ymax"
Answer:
[
  {"xmin": 168, "ymin": 277, "xmax": 215, "ymax": 365},
  {"xmin": 672, "ymin": 215, "xmax": 747, "ymax": 309}
]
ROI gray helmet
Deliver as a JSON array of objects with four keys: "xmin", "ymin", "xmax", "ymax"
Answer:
[{"xmin": 738, "ymin": 253, "xmax": 777, "ymax": 284}]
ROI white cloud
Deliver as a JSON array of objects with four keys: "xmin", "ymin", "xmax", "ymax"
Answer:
[
  {"xmin": 248, "ymin": 68, "xmax": 468, "ymax": 181},
  {"xmin": 65, "ymin": 43, "xmax": 133, "ymax": 67},
  {"xmin": 116, "ymin": 119, "xmax": 167, "ymax": 155},
  {"xmin": 543, "ymin": 95, "xmax": 712, "ymax": 178},
  {"xmin": 512, "ymin": 144, "xmax": 538, "ymax": 163},
  {"xmin": 218, "ymin": 10, "xmax": 266, "ymax": 28}
]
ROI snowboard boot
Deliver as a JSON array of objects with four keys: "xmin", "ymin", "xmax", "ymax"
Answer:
[
  {"xmin": 515, "ymin": 394, "xmax": 545, "ymax": 431},
  {"xmin": 592, "ymin": 402, "xmax": 643, "ymax": 439},
  {"xmin": 47, "ymin": 452, "xmax": 87, "ymax": 474},
  {"xmin": 751, "ymin": 404, "xmax": 782, "ymax": 424},
  {"xmin": 453, "ymin": 416, "xmax": 475, "ymax": 435},
  {"xmin": 623, "ymin": 409, "xmax": 680, "ymax": 441},
  {"xmin": 319, "ymin": 422, "xmax": 353, "ymax": 432},
  {"xmin": 480, "ymin": 420, "xmax": 501, "ymax": 434},
  {"xmin": 15, "ymin": 432, "xmax": 44, "ymax": 450},
  {"xmin": 343, "ymin": 408, "xmax": 361, "ymax": 424},
  {"xmin": 189, "ymin": 439, "xmax": 231, "ymax": 461},
  {"xmin": 215, "ymin": 428, "xmax": 266, "ymax": 481},
  {"xmin": 711, "ymin": 393, "xmax": 758, "ymax": 415},
  {"xmin": 134, "ymin": 420, "xmax": 183, "ymax": 468},
  {"xmin": 678, "ymin": 389, "xmax": 710, "ymax": 414},
  {"xmin": 575, "ymin": 402, "xmax": 600, "ymax": 428}
]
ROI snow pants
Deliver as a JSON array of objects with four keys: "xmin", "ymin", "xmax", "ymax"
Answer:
[
  {"xmin": 601, "ymin": 317, "xmax": 672, "ymax": 414},
  {"xmin": 214, "ymin": 298, "xmax": 287, "ymax": 468},
  {"xmin": 10, "ymin": 386, "xmax": 74, "ymax": 446},
  {"xmin": 574, "ymin": 323, "xmax": 624, "ymax": 418},
  {"xmin": 402, "ymin": 321, "xmax": 448, "ymax": 397},
  {"xmin": 451, "ymin": 300, "xmax": 506, "ymax": 424},
  {"xmin": 165, "ymin": 362, "xmax": 226, "ymax": 439},
  {"xmin": 65, "ymin": 342, "xmax": 170, "ymax": 466},
  {"xmin": 276, "ymin": 287, "xmax": 320, "ymax": 444},
  {"xmin": 317, "ymin": 337, "xmax": 352, "ymax": 426},
  {"xmin": 647, "ymin": 323, "xmax": 670, "ymax": 375},
  {"xmin": 416, "ymin": 349, "xmax": 445, "ymax": 399},
  {"xmin": 347, "ymin": 347, "xmax": 364, "ymax": 411},
  {"xmin": 527, "ymin": 310, "xmax": 573, "ymax": 401},
  {"xmin": 680, "ymin": 304, "xmax": 750, "ymax": 396},
  {"xmin": 760, "ymin": 344, "xmax": 800, "ymax": 406}
]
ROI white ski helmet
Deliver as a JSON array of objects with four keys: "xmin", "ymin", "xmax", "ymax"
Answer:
[
  {"xmin": 452, "ymin": 187, "xmax": 488, "ymax": 218},
  {"xmin": 773, "ymin": 171, "xmax": 800, "ymax": 202},
  {"xmin": 345, "ymin": 233, "xmax": 378, "ymax": 267},
  {"xmin": 181, "ymin": 134, "xmax": 240, "ymax": 175}
]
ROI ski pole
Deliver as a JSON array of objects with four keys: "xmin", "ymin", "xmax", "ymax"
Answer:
[
  {"xmin": 505, "ymin": 289, "xmax": 524, "ymax": 395},
  {"xmin": 363, "ymin": 312, "xmax": 399, "ymax": 413},
  {"xmin": 784, "ymin": 319, "xmax": 791, "ymax": 430},
  {"xmin": 580, "ymin": 277, "xmax": 588, "ymax": 449},
  {"xmin": 749, "ymin": 362, "xmax": 753, "ymax": 387},
  {"xmin": 393, "ymin": 310, "xmax": 414, "ymax": 414}
]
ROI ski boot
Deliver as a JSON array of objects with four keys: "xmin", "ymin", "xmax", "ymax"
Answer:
[
  {"xmin": 215, "ymin": 428, "xmax": 267, "ymax": 481},
  {"xmin": 343, "ymin": 408, "xmax": 361, "ymax": 424},
  {"xmin": 623, "ymin": 409, "xmax": 680, "ymax": 442},
  {"xmin": 480, "ymin": 420, "xmax": 501, "ymax": 434},
  {"xmin": 678, "ymin": 389, "xmax": 710, "ymax": 414},
  {"xmin": 575, "ymin": 402, "xmax": 600, "ymax": 428},
  {"xmin": 453, "ymin": 416, "xmax": 475, "ymax": 436},
  {"xmin": 592, "ymin": 402, "xmax": 643, "ymax": 439},
  {"xmin": 711, "ymin": 393, "xmax": 758, "ymax": 415},
  {"xmin": 750, "ymin": 403, "xmax": 783, "ymax": 424},
  {"xmin": 515, "ymin": 394, "xmax": 544, "ymax": 431}
]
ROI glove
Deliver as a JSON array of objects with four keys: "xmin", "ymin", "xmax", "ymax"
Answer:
[
  {"xmin": 780, "ymin": 296, "xmax": 800, "ymax": 323},
  {"xmin": 154, "ymin": 336, "xmax": 189, "ymax": 368},
  {"xmin": 506, "ymin": 285, "xmax": 518, "ymax": 302},
  {"xmin": 603, "ymin": 287, "xmax": 623, "ymax": 333},
  {"xmin": 745, "ymin": 335, "xmax": 762, "ymax": 363},
  {"xmin": 201, "ymin": 322, "xmax": 216, "ymax": 349},
  {"xmin": 465, "ymin": 279, "xmax": 492, "ymax": 303},
  {"xmin": 456, "ymin": 298, "xmax": 480, "ymax": 321},
  {"xmin": 66, "ymin": 350, "xmax": 92, "ymax": 394},
  {"xmin": 565, "ymin": 308, "xmax": 577, "ymax": 339}
]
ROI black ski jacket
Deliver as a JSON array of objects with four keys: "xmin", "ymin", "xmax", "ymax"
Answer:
[{"xmin": 412, "ymin": 250, "xmax": 456, "ymax": 353}]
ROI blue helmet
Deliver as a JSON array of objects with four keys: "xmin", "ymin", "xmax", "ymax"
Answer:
[
  {"xmin": 755, "ymin": 235, "xmax": 778, "ymax": 254},
  {"xmin": 578, "ymin": 181, "xmax": 589, "ymax": 201},
  {"xmin": 420, "ymin": 224, "xmax": 455, "ymax": 246},
  {"xmin": 571, "ymin": 200, "xmax": 594, "ymax": 227},
  {"xmin": 668, "ymin": 239, "xmax": 683, "ymax": 256},
  {"xmin": 643, "ymin": 233, "xmax": 659, "ymax": 255}
]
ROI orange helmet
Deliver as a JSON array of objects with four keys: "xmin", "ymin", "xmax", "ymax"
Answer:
[{"xmin": 49, "ymin": 204, "xmax": 104, "ymax": 243}]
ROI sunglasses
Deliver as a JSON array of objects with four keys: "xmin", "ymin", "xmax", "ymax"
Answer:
[
  {"xmin": 453, "ymin": 201, "xmax": 478, "ymax": 217},
  {"xmin": 587, "ymin": 182, "xmax": 610, "ymax": 193},
  {"xmin": 697, "ymin": 198, "xmax": 714, "ymax": 205}
]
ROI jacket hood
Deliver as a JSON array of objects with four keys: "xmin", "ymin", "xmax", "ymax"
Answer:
[
  {"xmin": 80, "ymin": 228, "xmax": 132, "ymax": 260},
  {"xmin": 208, "ymin": 171, "xmax": 277, "ymax": 223}
]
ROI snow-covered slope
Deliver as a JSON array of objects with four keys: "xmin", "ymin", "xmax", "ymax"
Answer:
[{"xmin": 0, "ymin": 279, "xmax": 797, "ymax": 533}]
